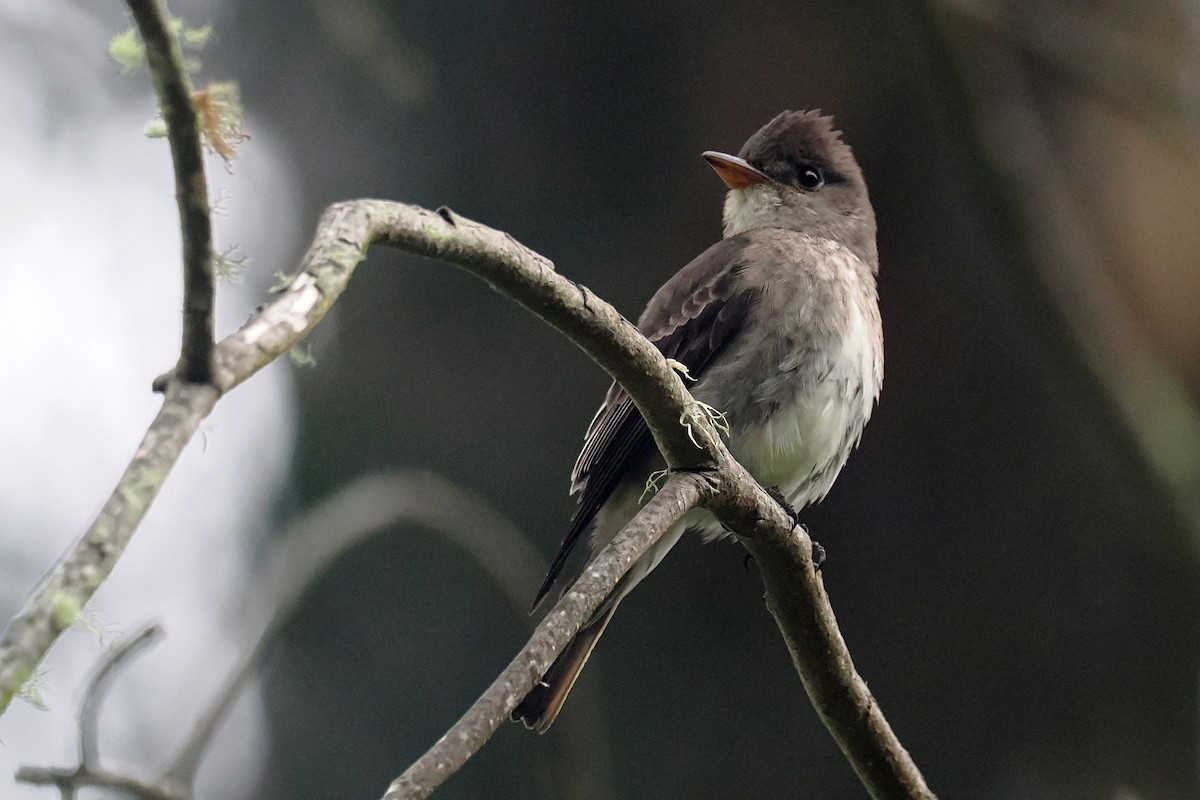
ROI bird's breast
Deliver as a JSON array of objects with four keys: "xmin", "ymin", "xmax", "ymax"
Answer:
[{"xmin": 701, "ymin": 237, "xmax": 882, "ymax": 509}]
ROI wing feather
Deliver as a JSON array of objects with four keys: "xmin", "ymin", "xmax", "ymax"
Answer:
[{"xmin": 532, "ymin": 235, "xmax": 758, "ymax": 606}]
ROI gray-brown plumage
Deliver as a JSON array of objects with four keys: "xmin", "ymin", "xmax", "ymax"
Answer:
[{"xmin": 515, "ymin": 110, "xmax": 882, "ymax": 732}]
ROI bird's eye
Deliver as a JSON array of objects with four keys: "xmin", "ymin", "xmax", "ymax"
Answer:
[{"xmin": 798, "ymin": 165, "xmax": 824, "ymax": 190}]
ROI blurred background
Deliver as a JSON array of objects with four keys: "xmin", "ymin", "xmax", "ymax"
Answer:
[{"xmin": 2, "ymin": 0, "xmax": 1199, "ymax": 798}]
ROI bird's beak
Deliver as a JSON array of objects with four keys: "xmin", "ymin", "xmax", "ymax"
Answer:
[{"xmin": 702, "ymin": 151, "xmax": 771, "ymax": 190}]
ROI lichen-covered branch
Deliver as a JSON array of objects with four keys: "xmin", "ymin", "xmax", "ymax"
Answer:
[
  {"xmin": 126, "ymin": 0, "xmax": 215, "ymax": 384},
  {"xmin": 0, "ymin": 381, "xmax": 217, "ymax": 711}
]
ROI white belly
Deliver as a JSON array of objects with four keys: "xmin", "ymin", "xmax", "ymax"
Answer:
[{"xmin": 729, "ymin": 295, "xmax": 880, "ymax": 509}]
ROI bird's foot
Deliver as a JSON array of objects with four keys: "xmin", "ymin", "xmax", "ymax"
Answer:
[
  {"xmin": 764, "ymin": 485, "xmax": 800, "ymax": 527},
  {"xmin": 811, "ymin": 540, "xmax": 826, "ymax": 571},
  {"xmin": 763, "ymin": 485, "xmax": 826, "ymax": 570}
]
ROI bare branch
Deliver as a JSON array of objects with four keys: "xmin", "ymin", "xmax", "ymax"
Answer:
[
  {"xmin": 163, "ymin": 470, "xmax": 556, "ymax": 785},
  {"xmin": 17, "ymin": 623, "xmax": 182, "ymax": 800},
  {"xmin": 0, "ymin": 200, "xmax": 714, "ymax": 715},
  {"xmin": 80, "ymin": 625, "xmax": 165, "ymax": 769},
  {"xmin": 382, "ymin": 413, "xmax": 937, "ymax": 797},
  {"xmin": 384, "ymin": 472, "xmax": 712, "ymax": 800},
  {"xmin": 0, "ymin": 381, "xmax": 217, "ymax": 712},
  {"xmin": 735, "ymin": 522, "xmax": 934, "ymax": 799},
  {"xmin": 125, "ymin": 0, "xmax": 215, "ymax": 384},
  {"xmin": 15, "ymin": 765, "xmax": 187, "ymax": 800},
  {"xmin": 368, "ymin": 204, "xmax": 721, "ymax": 468}
]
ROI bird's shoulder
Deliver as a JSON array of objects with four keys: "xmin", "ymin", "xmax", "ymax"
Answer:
[{"xmin": 636, "ymin": 231, "xmax": 766, "ymax": 341}]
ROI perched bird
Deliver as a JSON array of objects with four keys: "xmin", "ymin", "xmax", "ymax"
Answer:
[{"xmin": 514, "ymin": 110, "xmax": 882, "ymax": 732}]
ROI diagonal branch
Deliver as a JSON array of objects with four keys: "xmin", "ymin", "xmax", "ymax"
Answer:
[
  {"xmin": 390, "ymin": 439, "xmax": 936, "ymax": 799},
  {"xmin": 0, "ymin": 380, "xmax": 217, "ymax": 712},
  {"xmin": 384, "ymin": 472, "xmax": 711, "ymax": 800},
  {"xmin": 126, "ymin": 0, "xmax": 215, "ymax": 384},
  {"xmin": 715, "ymin": 492, "xmax": 935, "ymax": 800},
  {"xmin": 0, "ymin": 201, "xmax": 714, "ymax": 714}
]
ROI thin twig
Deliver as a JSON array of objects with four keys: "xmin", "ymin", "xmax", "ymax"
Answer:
[
  {"xmin": 17, "ymin": 623, "xmax": 181, "ymax": 800},
  {"xmin": 80, "ymin": 625, "xmax": 165, "ymax": 769},
  {"xmin": 15, "ymin": 765, "xmax": 187, "ymax": 800},
  {"xmin": 126, "ymin": 0, "xmax": 215, "ymax": 384},
  {"xmin": 384, "ymin": 472, "xmax": 711, "ymax": 799},
  {"xmin": 163, "ymin": 470, "xmax": 565, "ymax": 785}
]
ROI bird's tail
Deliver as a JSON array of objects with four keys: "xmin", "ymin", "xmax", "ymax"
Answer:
[{"xmin": 512, "ymin": 600, "xmax": 622, "ymax": 733}]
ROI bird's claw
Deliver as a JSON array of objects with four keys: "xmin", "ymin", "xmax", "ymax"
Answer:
[
  {"xmin": 811, "ymin": 540, "xmax": 827, "ymax": 571},
  {"xmin": 764, "ymin": 485, "xmax": 800, "ymax": 528},
  {"xmin": 762, "ymin": 484, "xmax": 825, "ymax": 567}
]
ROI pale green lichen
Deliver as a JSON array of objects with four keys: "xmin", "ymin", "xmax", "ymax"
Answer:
[
  {"xmin": 287, "ymin": 344, "xmax": 317, "ymax": 368},
  {"xmin": 214, "ymin": 245, "xmax": 247, "ymax": 285},
  {"xmin": 666, "ymin": 358, "xmax": 696, "ymax": 382},
  {"xmin": 681, "ymin": 400, "xmax": 729, "ymax": 447},
  {"xmin": 109, "ymin": 28, "xmax": 146, "ymax": 72},
  {"xmin": 314, "ymin": 257, "xmax": 359, "ymax": 295},
  {"xmin": 109, "ymin": 19, "xmax": 210, "ymax": 75},
  {"xmin": 144, "ymin": 118, "xmax": 168, "ymax": 138},
  {"xmin": 71, "ymin": 607, "xmax": 114, "ymax": 643},
  {"xmin": 180, "ymin": 23, "xmax": 213, "ymax": 49},
  {"xmin": 269, "ymin": 271, "xmax": 297, "ymax": 294},
  {"xmin": 50, "ymin": 591, "xmax": 82, "ymax": 631},
  {"xmin": 14, "ymin": 667, "xmax": 48, "ymax": 710},
  {"xmin": 421, "ymin": 225, "xmax": 454, "ymax": 242},
  {"xmin": 641, "ymin": 468, "xmax": 669, "ymax": 502}
]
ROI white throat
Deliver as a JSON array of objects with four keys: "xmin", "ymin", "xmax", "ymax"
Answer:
[{"xmin": 722, "ymin": 184, "xmax": 788, "ymax": 237}]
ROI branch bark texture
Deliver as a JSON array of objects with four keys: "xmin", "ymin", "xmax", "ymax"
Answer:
[
  {"xmin": 738, "ymin": 525, "xmax": 934, "ymax": 799},
  {"xmin": 126, "ymin": 0, "xmax": 215, "ymax": 384},
  {"xmin": 0, "ymin": 381, "xmax": 216, "ymax": 710}
]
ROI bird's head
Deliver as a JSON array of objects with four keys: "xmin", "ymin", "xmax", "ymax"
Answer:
[{"xmin": 703, "ymin": 110, "xmax": 875, "ymax": 265}]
